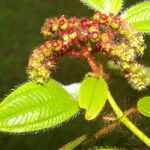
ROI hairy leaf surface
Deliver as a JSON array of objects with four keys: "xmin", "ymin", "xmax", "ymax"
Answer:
[
  {"xmin": 121, "ymin": 1, "xmax": 150, "ymax": 32},
  {"xmin": 0, "ymin": 80, "xmax": 79, "ymax": 133},
  {"xmin": 78, "ymin": 77, "xmax": 108, "ymax": 120},
  {"xmin": 80, "ymin": 0, "xmax": 123, "ymax": 14}
]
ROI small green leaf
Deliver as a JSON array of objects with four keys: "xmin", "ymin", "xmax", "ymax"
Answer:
[
  {"xmin": 0, "ymin": 80, "xmax": 79, "ymax": 133},
  {"xmin": 80, "ymin": 0, "xmax": 123, "ymax": 14},
  {"xmin": 121, "ymin": 1, "xmax": 150, "ymax": 32},
  {"xmin": 78, "ymin": 77, "xmax": 108, "ymax": 120},
  {"xmin": 59, "ymin": 135, "xmax": 86, "ymax": 150},
  {"xmin": 137, "ymin": 96, "xmax": 150, "ymax": 117}
]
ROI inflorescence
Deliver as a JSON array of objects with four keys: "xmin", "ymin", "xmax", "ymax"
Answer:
[{"xmin": 27, "ymin": 12, "xmax": 150, "ymax": 90}]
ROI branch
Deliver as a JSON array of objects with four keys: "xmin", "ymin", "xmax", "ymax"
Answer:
[
  {"xmin": 63, "ymin": 47, "xmax": 100, "ymax": 58},
  {"xmin": 81, "ymin": 44, "xmax": 102, "ymax": 77},
  {"xmin": 95, "ymin": 108, "xmax": 138, "ymax": 139},
  {"xmin": 102, "ymin": 108, "xmax": 138, "ymax": 122},
  {"xmin": 64, "ymin": 51, "xmax": 84, "ymax": 58}
]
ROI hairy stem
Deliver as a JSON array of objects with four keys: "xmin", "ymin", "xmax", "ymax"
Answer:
[
  {"xmin": 94, "ymin": 121, "xmax": 120, "ymax": 139},
  {"xmin": 108, "ymin": 92, "xmax": 150, "ymax": 147},
  {"xmin": 95, "ymin": 108, "xmax": 138, "ymax": 138},
  {"xmin": 65, "ymin": 51, "xmax": 83, "ymax": 58},
  {"xmin": 90, "ymin": 107, "xmax": 138, "ymax": 139},
  {"xmin": 81, "ymin": 44, "xmax": 102, "ymax": 77},
  {"xmin": 102, "ymin": 108, "xmax": 138, "ymax": 122}
]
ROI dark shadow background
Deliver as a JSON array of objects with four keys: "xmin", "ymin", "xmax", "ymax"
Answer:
[{"xmin": 0, "ymin": 0, "xmax": 149, "ymax": 149}]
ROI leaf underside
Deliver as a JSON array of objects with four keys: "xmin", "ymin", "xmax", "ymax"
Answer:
[
  {"xmin": 80, "ymin": 0, "xmax": 123, "ymax": 14},
  {"xmin": 137, "ymin": 96, "xmax": 150, "ymax": 117},
  {"xmin": 121, "ymin": 1, "xmax": 150, "ymax": 32},
  {"xmin": 0, "ymin": 80, "xmax": 79, "ymax": 133},
  {"xmin": 78, "ymin": 77, "xmax": 108, "ymax": 120}
]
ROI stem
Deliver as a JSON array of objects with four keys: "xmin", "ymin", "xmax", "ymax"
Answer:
[
  {"xmin": 108, "ymin": 92, "xmax": 150, "ymax": 147},
  {"xmin": 78, "ymin": 107, "xmax": 138, "ymax": 148},
  {"xmin": 92, "ymin": 107, "xmax": 138, "ymax": 139},
  {"xmin": 102, "ymin": 108, "xmax": 138, "ymax": 122},
  {"xmin": 94, "ymin": 121, "xmax": 120, "ymax": 139},
  {"xmin": 62, "ymin": 47, "xmax": 100, "ymax": 58},
  {"xmin": 65, "ymin": 51, "xmax": 83, "ymax": 58},
  {"xmin": 81, "ymin": 44, "xmax": 102, "ymax": 77}
]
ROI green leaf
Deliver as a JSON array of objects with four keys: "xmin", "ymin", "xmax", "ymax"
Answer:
[
  {"xmin": 0, "ymin": 80, "xmax": 79, "ymax": 133},
  {"xmin": 59, "ymin": 135, "xmax": 86, "ymax": 150},
  {"xmin": 137, "ymin": 96, "xmax": 150, "ymax": 117},
  {"xmin": 121, "ymin": 1, "xmax": 150, "ymax": 32},
  {"xmin": 107, "ymin": 0, "xmax": 123, "ymax": 14},
  {"xmin": 78, "ymin": 77, "xmax": 108, "ymax": 120},
  {"xmin": 80, "ymin": 0, "xmax": 123, "ymax": 14}
]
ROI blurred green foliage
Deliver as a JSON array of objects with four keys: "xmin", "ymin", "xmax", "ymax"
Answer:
[{"xmin": 0, "ymin": 0, "xmax": 149, "ymax": 149}]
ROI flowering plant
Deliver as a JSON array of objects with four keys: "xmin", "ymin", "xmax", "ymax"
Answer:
[{"xmin": 0, "ymin": 0, "xmax": 150, "ymax": 149}]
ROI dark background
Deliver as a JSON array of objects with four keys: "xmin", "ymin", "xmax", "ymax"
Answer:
[{"xmin": 0, "ymin": 0, "xmax": 149, "ymax": 149}]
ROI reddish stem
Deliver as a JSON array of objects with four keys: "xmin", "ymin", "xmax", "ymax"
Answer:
[
  {"xmin": 81, "ymin": 44, "xmax": 102, "ymax": 77},
  {"xmin": 58, "ymin": 45, "xmax": 102, "ymax": 77},
  {"xmin": 102, "ymin": 108, "xmax": 138, "ymax": 122},
  {"xmin": 65, "ymin": 51, "xmax": 83, "ymax": 58},
  {"xmin": 63, "ymin": 46, "xmax": 100, "ymax": 58}
]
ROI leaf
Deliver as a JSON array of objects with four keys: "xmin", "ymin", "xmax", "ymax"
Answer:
[
  {"xmin": 121, "ymin": 1, "xmax": 150, "ymax": 32},
  {"xmin": 78, "ymin": 77, "xmax": 108, "ymax": 120},
  {"xmin": 107, "ymin": 0, "xmax": 123, "ymax": 14},
  {"xmin": 59, "ymin": 135, "xmax": 86, "ymax": 150},
  {"xmin": 80, "ymin": 0, "xmax": 123, "ymax": 14},
  {"xmin": 137, "ymin": 96, "xmax": 150, "ymax": 117},
  {"xmin": 0, "ymin": 80, "xmax": 79, "ymax": 133}
]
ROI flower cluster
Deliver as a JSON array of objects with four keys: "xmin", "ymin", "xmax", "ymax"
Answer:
[
  {"xmin": 27, "ymin": 12, "xmax": 149, "ymax": 90},
  {"xmin": 27, "ymin": 40, "xmax": 62, "ymax": 83},
  {"xmin": 123, "ymin": 62, "xmax": 150, "ymax": 90}
]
